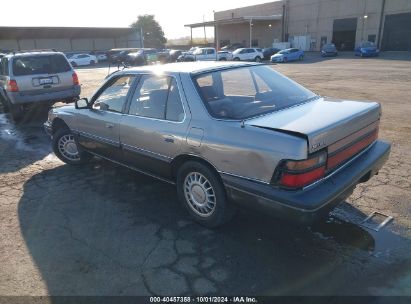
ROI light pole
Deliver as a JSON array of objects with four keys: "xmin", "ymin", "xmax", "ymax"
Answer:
[
  {"xmin": 361, "ymin": 14, "xmax": 368, "ymax": 42},
  {"xmin": 140, "ymin": 27, "xmax": 144, "ymax": 48}
]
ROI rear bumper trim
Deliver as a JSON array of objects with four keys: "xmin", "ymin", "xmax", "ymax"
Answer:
[{"xmin": 222, "ymin": 140, "xmax": 391, "ymax": 224}]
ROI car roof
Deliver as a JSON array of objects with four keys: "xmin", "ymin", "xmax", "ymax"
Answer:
[
  {"xmin": 4, "ymin": 51, "xmax": 64, "ymax": 58},
  {"xmin": 122, "ymin": 61, "xmax": 261, "ymax": 75}
]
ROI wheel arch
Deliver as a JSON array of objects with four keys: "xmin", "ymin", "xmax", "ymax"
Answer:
[
  {"xmin": 171, "ymin": 154, "xmax": 223, "ymax": 183},
  {"xmin": 51, "ymin": 118, "xmax": 70, "ymax": 135}
]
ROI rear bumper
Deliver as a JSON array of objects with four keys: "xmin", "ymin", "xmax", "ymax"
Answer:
[
  {"xmin": 7, "ymin": 85, "xmax": 80, "ymax": 105},
  {"xmin": 222, "ymin": 140, "xmax": 391, "ymax": 224}
]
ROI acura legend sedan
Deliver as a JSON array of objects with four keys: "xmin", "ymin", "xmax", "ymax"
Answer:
[{"xmin": 44, "ymin": 62, "xmax": 391, "ymax": 227}]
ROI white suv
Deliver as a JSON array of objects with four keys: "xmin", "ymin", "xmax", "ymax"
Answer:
[{"xmin": 232, "ymin": 48, "xmax": 263, "ymax": 62}]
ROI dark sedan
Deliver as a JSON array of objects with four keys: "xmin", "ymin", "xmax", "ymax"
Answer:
[
  {"xmin": 262, "ymin": 47, "xmax": 280, "ymax": 60},
  {"xmin": 321, "ymin": 43, "xmax": 338, "ymax": 57}
]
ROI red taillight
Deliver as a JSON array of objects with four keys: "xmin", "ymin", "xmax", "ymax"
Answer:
[
  {"xmin": 280, "ymin": 166, "xmax": 326, "ymax": 188},
  {"xmin": 72, "ymin": 72, "xmax": 79, "ymax": 85},
  {"xmin": 275, "ymin": 152, "xmax": 327, "ymax": 189},
  {"xmin": 7, "ymin": 79, "xmax": 19, "ymax": 92}
]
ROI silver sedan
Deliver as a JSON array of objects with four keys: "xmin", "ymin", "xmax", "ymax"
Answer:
[{"xmin": 44, "ymin": 62, "xmax": 390, "ymax": 227}]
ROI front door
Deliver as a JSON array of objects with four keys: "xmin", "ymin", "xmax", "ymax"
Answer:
[
  {"xmin": 76, "ymin": 74, "xmax": 136, "ymax": 160},
  {"xmin": 120, "ymin": 74, "xmax": 190, "ymax": 179}
]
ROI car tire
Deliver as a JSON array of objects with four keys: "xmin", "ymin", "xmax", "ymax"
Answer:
[
  {"xmin": 177, "ymin": 161, "xmax": 236, "ymax": 228},
  {"xmin": 8, "ymin": 101, "xmax": 24, "ymax": 122},
  {"xmin": 255, "ymin": 56, "xmax": 262, "ymax": 62},
  {"xmin": 283, "ymin": 57, "xmax": 288, "ymax": 63},
  {"xmin": 299, "ymin": 55, "xmax": 304, "ymax": 61},
  {"xmin": 52, "ymin": 127, "xmax": 93, "ymax": 165},
  {"xmin": 90, "ymin": 60, "xmax": 95, "ymax": 65},
  {"xmin": 0, "ymin": 95, "xmax": 9, "ymax": 113},
  {"xmin": 233, "ymin": 57, "xmax": 240, "ymax": 61}
]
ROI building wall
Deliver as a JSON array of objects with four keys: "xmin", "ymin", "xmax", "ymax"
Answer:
[
  {"xmin": 0, "ymin": 31, "xmax": 141, "ymax": 52},
  {"xmin": 214, "ymin": 0, "xmax": 411, "ymax": 51}
]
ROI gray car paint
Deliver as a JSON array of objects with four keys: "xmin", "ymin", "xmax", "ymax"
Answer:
[{"xmin": 47, "ymin": 62, "xmax": 380, "ymax": 185}]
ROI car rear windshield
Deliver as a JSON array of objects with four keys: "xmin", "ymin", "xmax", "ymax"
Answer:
[
  {"xmin": 12, "ymin": 54, "xmax": 71, "ymax": 76},
  {"xmin": 193, "ymin": 65, "xmax": 317, "ymax": 120}
]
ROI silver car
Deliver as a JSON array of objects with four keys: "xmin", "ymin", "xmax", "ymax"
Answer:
[
  {"xmin": 44, "ymin": 62, "xmax": 391, "ymax": 227},
  {"xmin": 0, "ymin": 50, "xmax": 80, "ymax": 121}
]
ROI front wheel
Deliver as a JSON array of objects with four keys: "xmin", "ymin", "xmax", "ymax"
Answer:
[
  {"xmin": 52, "ymin": 128, "xmax": 93, "ymax": 165},
  {"xmin": 177, "ymin": 161, "xmax": 236, "ymax": 228}
]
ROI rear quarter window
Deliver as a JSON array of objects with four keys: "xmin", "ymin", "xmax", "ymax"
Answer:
[{"xmin": 12, "ymin": 54, "xmax": 71, "ymax": 76}]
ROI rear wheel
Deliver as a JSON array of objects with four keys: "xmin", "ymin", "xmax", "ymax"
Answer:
[
  {"xmin": 52, "ymin": 128, "xmax": 93, "ymax": 165},
  {"xmin": 8, "ymin": 101, "xmax": 24, "ymax": 122},
  {"xmin": 255, "ymin": 56, "xmax": 262, "ymax": 62},
  {"xmin": 177, "ymin": 161, "xmax": 236, "ymax": 228}
]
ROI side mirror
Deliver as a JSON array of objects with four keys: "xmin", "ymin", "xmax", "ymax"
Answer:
[{"xmin": 75, "ymin": 98, "xmax": 89, "ymax": 109}]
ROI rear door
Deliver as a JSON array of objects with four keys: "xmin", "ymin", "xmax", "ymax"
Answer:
[
  {"xmin": 119, "ymin": 74, "xmax": 190, "ymax": 179},
  {"xmin": 76, "ymin": 74, "xmax": 137, "ymax": 160},
  {"xmin": 11, "ymin": 54, "xmax": 73, "ymax": 92}
]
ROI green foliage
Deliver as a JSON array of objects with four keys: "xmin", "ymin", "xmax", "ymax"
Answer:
[{"xmin": 130, "ymin": 15, "xmax": 167, "ymax": 48}]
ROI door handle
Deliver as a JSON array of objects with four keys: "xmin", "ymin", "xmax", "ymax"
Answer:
[
  {"xmin": 164, "ymin": 135, "xmax": 175, "ymax": 143},
  {"xmin": 105, "ymin": 123, "xmax": 114, "ymax": 128}
]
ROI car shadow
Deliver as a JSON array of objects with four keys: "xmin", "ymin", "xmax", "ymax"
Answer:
[
  {"xmin": 17, "ymin": 159, "xmax": 410, "ymax": 296},
  {"xmin": 0, "ymin": 104, "xmax": 52, "ymax": 174}
]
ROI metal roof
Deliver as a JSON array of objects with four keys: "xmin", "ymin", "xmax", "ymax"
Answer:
[
  {"xmin": 185, "ymin": 15, "xmax": 282, "ymax": 28},
  {"xmin": 0, "ymin": 26, "xmax": 138, "ymax": 39}
]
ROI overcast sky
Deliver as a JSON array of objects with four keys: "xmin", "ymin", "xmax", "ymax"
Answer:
[{"xmin": 2, "ymin": 0, "xmax": 275, "ymax": 39}]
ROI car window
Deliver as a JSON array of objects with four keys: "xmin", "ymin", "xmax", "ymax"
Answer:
[
  {"xmin": 12, "ymin": 54, "xmax": 71, "ymax": 76},
  {"xmin": 206, "ymin": 49, "xmax": 215, "ymax": 55},
  {"xmin": 0, "ymin": 58, "xmax": 8, "ymax": 75},
  {"xmin": 92, "ymin": 75, "xmax": 135, "ymax": 113},
  {"xmin": 194, "ymin": 65, "xmax": 317, "ymax": 120},
  {"xmin": 128, "ymin": 75, "xmax": 184, "ymax": 121}
]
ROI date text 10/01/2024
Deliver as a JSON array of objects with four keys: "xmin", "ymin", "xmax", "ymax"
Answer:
[{"xmin": 149, "ymin": 297, "xmax": 258, "ymax": 303}]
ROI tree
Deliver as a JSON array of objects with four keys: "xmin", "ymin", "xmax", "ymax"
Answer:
[{"xmin": 131, "ymin": 15, "xmax": 167, "ymax": 48}]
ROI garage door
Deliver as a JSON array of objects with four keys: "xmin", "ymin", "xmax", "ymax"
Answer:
[
  {"xmin": 332, "ymin": 18, "xmax": 357, "ymax": 51},
  {"xmin": 382, "ymin": 13, "xmax": 411, "ymax": 51}
]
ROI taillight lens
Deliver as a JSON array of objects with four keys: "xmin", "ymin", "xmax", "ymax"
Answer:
[
  {"xmin": 7, "ymin": 79, "xmax": 19, "ymax": 92},
  {"xmin": 274, "ymin": 152, "xmax": 327, "ymax": 189},
  {"xmin": 72, "ymin": 72, "xmax": 79, "ymax": 85}
]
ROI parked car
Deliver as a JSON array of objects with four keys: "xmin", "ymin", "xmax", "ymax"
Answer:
[
  {"xmin": 217, "ymin": 51, "xmax": 233, "ymax": 61},
  {"xmin": 221, "ymin": 43, "xmax": 244, "ymax": 52},
  {"xmin": 92, "ymin": 51, "xmax": 108, "ymax": 61},
  {"xmin": 355, "ymin": 41, "xmax": 380, "ymax": 57},
  {"xmin": 271, "ymin": 48, "xmax": 304, "ymax": 63},
  {"xmin": 169, "ymin": 50, "xmax": 183, "ymax": 62},
  {"xmin": 232, "ymin": 48, "xmax": 263, "ymax": 62},
  {"xmin": 127, "ymin": 48, "xmax": 158, "ymax": 66},
  {"xmin": 69, "ymin": 54, "xmax": 98, "ymax": 67},
  {"xmin": 0, "ymin": 53, "xmax": 5, "ymax": 59},
  {"xmin": 0, "ymin": 50, "xmax": 80, "ymax": 121},
  {"xmin": 177, "ymin": 52, "xmax": 196, "ymax": 62},
  {"xmin": 44, "ymin": 61, "xmax": 390, "ymax": 227},
  {"xmin": 262, "ymin": 47, "xmax": 280, "ymax": 60},
  {"xmin": 108, "ymin": 49, "xmax": 138, "ymax": 65},
  {"xmin": 193, "ymin": 47, "xmax": 217, "ymax": 61},
  {"xmin": 321, "ymin": 43, "xmax": 338, "ymax": 57}
]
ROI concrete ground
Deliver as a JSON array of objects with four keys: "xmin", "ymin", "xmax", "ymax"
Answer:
[{"xmin": 0, "ymin": 52, "xmax": 410, "ymax": 296}]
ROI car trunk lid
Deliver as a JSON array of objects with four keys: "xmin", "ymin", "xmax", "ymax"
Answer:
[{"xmin": 245, "ymin": 97, "xmax": 381, "ymax": 155}]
